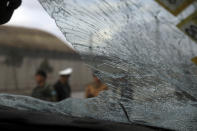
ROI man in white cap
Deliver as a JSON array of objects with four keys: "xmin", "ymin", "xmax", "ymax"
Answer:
[{"xmin": 53, "ymin": 68, "xmax": 72, "ymax": 101}]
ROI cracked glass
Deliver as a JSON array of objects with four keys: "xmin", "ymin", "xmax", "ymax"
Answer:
[{"xmin": 0, "ymin": 0, "xmax": 197, "ymax": 130}]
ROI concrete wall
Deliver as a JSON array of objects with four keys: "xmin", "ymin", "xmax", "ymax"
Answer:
[
  {"xmin": 0, "ymin": 55, "xmax": 93, "ymax": 96},
  {"xmin": 0, "ymin": 26, "xmax": 94, "ymax": 97}
]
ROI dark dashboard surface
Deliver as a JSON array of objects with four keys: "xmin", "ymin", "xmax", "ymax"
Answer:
[{"xmin": 0, "ymin": 106, "xmax": 171, "ymax": 131}]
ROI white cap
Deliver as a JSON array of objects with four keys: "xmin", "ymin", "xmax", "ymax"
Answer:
[{"xmin": 59, "ymin": 68, "xmax": 73, "ymax": 75}]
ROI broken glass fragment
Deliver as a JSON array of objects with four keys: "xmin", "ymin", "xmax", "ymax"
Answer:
[{"xmin": 0, "ymin": 0, "xmax": 197, "ymax": 130}]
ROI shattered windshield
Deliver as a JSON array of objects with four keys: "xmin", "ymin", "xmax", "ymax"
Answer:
[{"xmin": 0, "ymin": 0, "xmax": 197, "ymax": 130}]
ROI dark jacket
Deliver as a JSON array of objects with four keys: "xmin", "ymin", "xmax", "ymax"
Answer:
[
  {"xmin": 32, "ymin": 85, "xmax": 56, "ymax": 102},
  {"xmin": 53, "ymin": 81, "xmax": 71, "ymax": 101}
]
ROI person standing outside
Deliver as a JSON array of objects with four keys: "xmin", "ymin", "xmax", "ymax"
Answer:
[
  {"xmin": 53, "ymin": 68, "xmax": 72, "ymax": 101},
  {"xmin": 32, "ymin": 70, "xmax": 56, "ymax": 102},
  {"xmin": 85, "ymin": 71, "xmax": 108, "ymax": 98}
]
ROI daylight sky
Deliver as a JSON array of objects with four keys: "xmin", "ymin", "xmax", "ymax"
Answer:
[
  {"xmin": 6, "ymin": 0, "xmax": 71, "ymax": 47},
  {"xmin": 4, "ymin": 0, "xmax": 151, "ymax": 49}
]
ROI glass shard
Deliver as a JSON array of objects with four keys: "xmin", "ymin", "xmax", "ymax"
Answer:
[{"xmin": 0, "ymin": 0, "xmax": 197, "ymax": 130}]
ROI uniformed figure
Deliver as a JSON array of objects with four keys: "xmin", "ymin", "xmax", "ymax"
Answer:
[
  {"xmin": 85, "ymin": 71, "xmax": 108, "ymax": 98},
  {"xmin": 32, "ymin": 70, "xmax": 56, "ymax": 102},
  {"xmin": 53, "ymin": 68, "xmax": 72, "ymax": 101}
]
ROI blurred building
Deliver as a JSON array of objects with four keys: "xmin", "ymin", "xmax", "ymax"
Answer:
[{"xmin": 0, "ymin": 26, "xmax": 93, "ymax": 97}]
